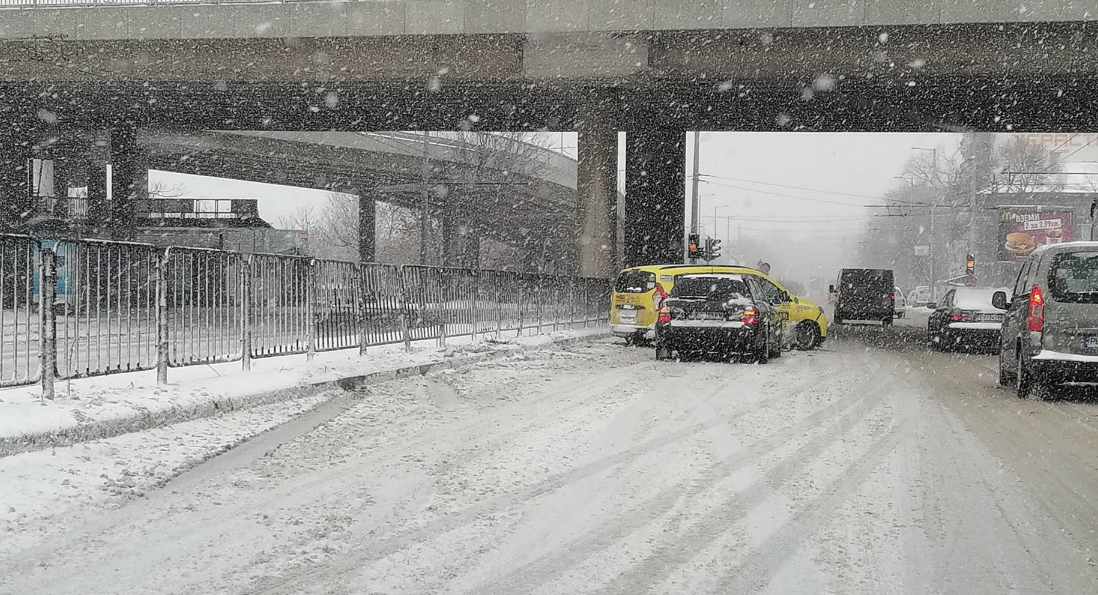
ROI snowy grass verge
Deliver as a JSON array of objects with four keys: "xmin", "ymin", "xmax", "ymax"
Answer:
[{"xmin": 0, "ymin": 327, "xmax": 610, "ymax": 457}]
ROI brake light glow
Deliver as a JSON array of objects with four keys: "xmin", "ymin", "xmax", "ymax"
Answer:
[
  {"xmin": 1027, "ymin": 285, "xmax": 1044, "ymax": 332},
  {"xmin": 949, "ymin": 310, "xmax": 976, "ymax": 322},
  {"xmin": 743, "ymin": 307, "xmax": 758, "ymax": 325},
  {"xmin": 658, "ymin": 307, "xmax": 671, "ymax": 323}
]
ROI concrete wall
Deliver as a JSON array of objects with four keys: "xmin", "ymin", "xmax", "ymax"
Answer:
[{"xmin": 1, "ymin": 1, "xmax": 1095, "ymax": 41}]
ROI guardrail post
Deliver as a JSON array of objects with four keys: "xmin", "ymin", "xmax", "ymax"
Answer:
[
  {"xmin": 537, "ymin": 276, "xmax": 544, "ymax": 333},
  {"xmin": 471, "ymin": 270, "xmax": 479, "ymax": 342},
  {"xmin": 40, "ymin": 246, "xmax": 56, "ymax": 400},
  {"xmin": 357, "ymin": 266, "xmax": 368, "ymax": 356},
  {"xmin": 553, "ymin": 279, "xmax": 560, "ymax": 333},
  {"xmin": 583, "ymin": 279, "xmax": 590, "ymax": 328},
  {"xmin": 495, "ymin": 273, "xmax": 503, "ymax": 340},
  {"xmin": 156, "ymin": 249, "xmax": 169, "ymax": 385},
  {"xmin": 517, "ymin": 276, "xmax": 525, "ymax": 338},
  {"xmin": 437, "ymin": 269, "xmax": 447, "ymax": 348},
  {"xmin": 242, "ymin": 255, "xmax": 252, "ymax": 371},
  {"xmin": 400, "ymin": 266, "xmax": 412, "ymax": 352},
  {"xmin": 306, "ymin": 259, "xmax": 316, "ymax": 362}
]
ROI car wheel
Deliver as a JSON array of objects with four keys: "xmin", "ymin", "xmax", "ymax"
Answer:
[
  {"xmin": 794, "ymin": 322, "xmax": 820, "ymax": 350},
  {"xmin": 998, "ymin": 345, "xmax": 1016, "ymax": 387},
  {"xmin": 655, "ymin": 345, "xmax": 673, "ymax": 360},
  {"xmin": 755, "ymin": 331, "xmax": 770, "ymax": 365},
  {"xmin": 1016, "ymin": 350, "xmax": 1035, "ymax": 398},
  {"xmin": 771, "ymin": 327, "xmax": 783, "ymax": 359},
  {"xmin": 834, "ymin": 313, "xmax": 843, "ymax": 325}
]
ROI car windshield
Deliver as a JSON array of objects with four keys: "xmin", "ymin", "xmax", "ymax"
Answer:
[
  {"xmin": 10, "ymin": 5, "xmax": 1098, "ymax": 594},
  {"xmin": 671, "ymin": 276, "xmax": 749, "ymax": 300},
  {"xmin": 614, "ymin": 270, "xmax": 654, "ymax": 293},
  {"xmin": 1050, "ymin": 252, "xmax": 1098, "ymax": 303}
]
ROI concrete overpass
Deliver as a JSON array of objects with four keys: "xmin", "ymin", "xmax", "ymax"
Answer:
[
  {"xmin": 142, "ymin": 130, "xmax": 579, "ymax": 265},
  {"xmin": 4, "ymin": 1, "xmax": 1098, "ymax": 275}
]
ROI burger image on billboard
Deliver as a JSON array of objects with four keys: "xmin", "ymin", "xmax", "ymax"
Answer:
[
  {"xmin": 1005, "ymin": 232, "xmax": 1038, "ymax": 255},
  {"xmin": 999, "ymin": 210, "xmax": 1073, "ymax": 262}
]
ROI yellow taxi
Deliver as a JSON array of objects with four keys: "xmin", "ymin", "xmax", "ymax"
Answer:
[{"xmin": 610, "ymin": 264, "xmax": 828, "ymax": 349}]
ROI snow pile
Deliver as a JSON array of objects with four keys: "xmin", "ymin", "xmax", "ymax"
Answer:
[{"xmin": 0, "ymin": 327, "xmax": 608, "ymax": 455}]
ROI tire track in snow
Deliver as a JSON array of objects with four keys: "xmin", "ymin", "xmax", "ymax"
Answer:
[
  {"xmin": 245, "ymin": 356, "xmax": 854, "ymax": 595},
  {"xmin": 587, "ymin": 363, "xmax": 898, "ymax": 595},
  {"xmin": 461, "ymin": 354, "xmax": 881, "ymax": 595}
]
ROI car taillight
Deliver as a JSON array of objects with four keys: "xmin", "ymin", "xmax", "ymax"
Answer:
[
  {"xmin": 891, "ymin": 293, "xmax": 896, "ymax": 302},
  {"xmin": 658, "ymin": 307, "xmax": 671, "ymax": 323},
  {"xmin": 1027, "ymin": 285, "xmax": 1044, "ymax": 332},
  {"xmin": 743, "ymin": 307, "xmax": 758, "ymax": 325},
  {"xmin": 949, "ymin": 309, "xmax": 976, "ymax": 322}
]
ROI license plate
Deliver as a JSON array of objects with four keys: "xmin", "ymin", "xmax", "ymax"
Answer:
[
  {"xmin": 977, "ymin": 313, "xmax": 1004, "ymax": 322},
  {"xmin": 619, "ymin": 311, "xmax": 637, "ymax": 324},
  {"xmin": 692, "ymin": 312, "xmax": 724, "ymax": 321},
  {"xmin": 1085, "ymin": 336, "xmax": 1098, "ymax": 349}
]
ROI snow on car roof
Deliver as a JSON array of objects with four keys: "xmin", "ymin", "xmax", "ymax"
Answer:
[
  {"xmin": 954, "ymin": 287, "xmax": 1010, "ymax": 311},
  {"xmin": 676, "ymin": 273, "xmax": 744, "ymax": 280}
]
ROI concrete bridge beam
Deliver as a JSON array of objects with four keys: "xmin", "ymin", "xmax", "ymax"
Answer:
[
  {"xmin": 624, "ymin": 129, "xmax": 685, "ymax": 267},
  {"xmin": 108, "ymin": 125, "xmax": 147, "ymax": 237},
  {"xmin": 575, "ymin": 114, "xmax": 618, "ymax": 278}
]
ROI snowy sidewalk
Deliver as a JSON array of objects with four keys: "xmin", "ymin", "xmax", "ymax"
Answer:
[{"xmin": 0, "ymin": 326, "xmax": 609, "ymax": 456}]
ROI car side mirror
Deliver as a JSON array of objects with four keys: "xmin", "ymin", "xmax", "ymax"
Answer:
[
  {"xmin": 992, "ymin": 291, "xmax": 1009, "ymax": 310},
  {"xmin": 926, "ymin": 302, "xmax": 938, "ymax": 310},
  {"xmin": 828, "ymin": 284, "xmax": 835, "ymax": 293}
]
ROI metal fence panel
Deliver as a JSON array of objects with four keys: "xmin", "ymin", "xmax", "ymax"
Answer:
[
  {"xmin": 360, "ymin": 262, "xmax": 406, "ymax": 347},
  {"xmin": 313, "ymin": 259, "xmax": 360, "ymax": 352},
  {"xmin": 55, "ymin": 239, "xmax": 160, "ymax": 379},
  {"xmin": 165, "ymin": 247, "xmax": 245, "ymax": 367},
  {"xmin": 248, "ymin": 253, "xmax": 311, "ymax": 358},
  {"xmin": 0, "ymin": 236, "xmax": 41, "ymax": 387}
]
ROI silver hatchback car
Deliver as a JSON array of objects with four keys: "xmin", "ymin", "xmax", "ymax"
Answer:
[{"xmin": 996, "ymin": 242, "xmax": 1098, "ymax": 397}]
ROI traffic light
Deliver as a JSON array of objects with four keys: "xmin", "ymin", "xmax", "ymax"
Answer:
[
  {"xmin": 688, "ymin": 233, "xmax": 701, "ymax": 260},
  {"xmin": 966, "ymin": 254, "xmax": 975, "ymax": 275},
  {"xmin": 705, "ymin": 237, "xmax": 722, "ymax": 262}
]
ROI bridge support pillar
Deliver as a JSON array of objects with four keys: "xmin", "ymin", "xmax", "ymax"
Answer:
[
  {"xmin": 624, "ymin": 130, "xmax": 686, "ymax": 267},
  {"xmin": 109, "ymin": 125, "xmax": 147, "ymax": 237},
  {"xmin": 0, "ymin": 144, "xmax": 30, "ymax": 230},
  {"xmin": 358, "ymin": 193, "xmax": 376, "ymax": 263},
  {"xmin": 442, "ymin": 216, "xmax": 480, "ymax": 269},
  {"xmin": 576, "ymin": 120, "xmax": 618, "ymax": 278}
]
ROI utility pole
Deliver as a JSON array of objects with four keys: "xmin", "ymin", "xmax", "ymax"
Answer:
[
  {"xmin": 912, "ymin": 146, "xmax": 938, "ymax": 292},
  {"xmin": 420, "ymin": 131, "xmax": 431, "ymax": 265},
  {"xmin": 689, "ymin": 131, "xmax": 701, "ymax": 262}
]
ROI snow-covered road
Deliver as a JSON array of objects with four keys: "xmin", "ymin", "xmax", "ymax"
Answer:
[{"xmin": 3, "ymin": 336, "xmax": 1098, "ymax": 594}]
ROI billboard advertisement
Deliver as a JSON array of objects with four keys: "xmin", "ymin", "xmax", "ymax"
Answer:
[{"xmin": 998, "ymin": 210, "xmax": 1073, "ymax": 262}]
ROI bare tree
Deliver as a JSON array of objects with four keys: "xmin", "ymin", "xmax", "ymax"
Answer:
[{"xmin": 148, "ymin": 180, "xmax": 188, "ymax": 199}]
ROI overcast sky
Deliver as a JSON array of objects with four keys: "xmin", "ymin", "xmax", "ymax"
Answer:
[{"xmin": 150, "ymin": 132, "xmax": 966, "ymax": 286}]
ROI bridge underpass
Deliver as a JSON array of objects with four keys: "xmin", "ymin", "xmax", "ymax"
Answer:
[{"xmin": 4, "ymin": 17, "xmax": 1098, "ymax": 273}]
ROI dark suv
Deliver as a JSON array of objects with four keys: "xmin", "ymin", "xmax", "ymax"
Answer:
[
  {"xmin": 996, "ymin": 242, "xmax": 1098, "ymax": 397},
  {"xmin": 830, "ymin": 268, "xmax": 895, "ymax": 326}
]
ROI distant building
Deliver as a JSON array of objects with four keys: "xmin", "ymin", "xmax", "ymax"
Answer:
[{"xmin": 25, "ymin": 193, "xmax": 308, "ymax": 256}]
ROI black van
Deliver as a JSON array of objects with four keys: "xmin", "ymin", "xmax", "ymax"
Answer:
[{"xmin": 831, "ymin": 268, "xmax": 895, "ymax": 326}]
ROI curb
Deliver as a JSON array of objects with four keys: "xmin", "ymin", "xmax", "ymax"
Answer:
[{"xmin": 0, "ymin": 331, "xmax": 611, "ymax": 458}]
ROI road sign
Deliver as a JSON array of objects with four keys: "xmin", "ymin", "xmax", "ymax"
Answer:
[{"xmin": 914, "ymin": 245, "xmax": 930, "ymax": 257}]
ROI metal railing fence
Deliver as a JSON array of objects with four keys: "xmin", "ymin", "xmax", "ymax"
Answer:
[
  {"xmin": 0, "ymin": 233, "xmax": 610, "ymax": 398},
  {"xmin": 0, "ymin": 0, "xmax": 316, "ymax": 8}
]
